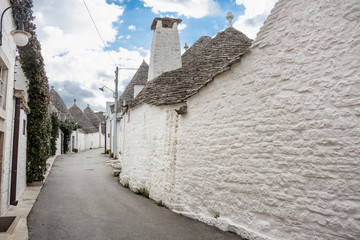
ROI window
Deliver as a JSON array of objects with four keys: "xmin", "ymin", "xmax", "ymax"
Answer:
[{"xmin": 23, "ymin": 120, "xmax": 26, "ymax": 135}]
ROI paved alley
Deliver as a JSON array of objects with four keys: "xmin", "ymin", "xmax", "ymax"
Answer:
[{"xmin": 27, "ymin": 149, "xmax": 244, "ymax": 240}]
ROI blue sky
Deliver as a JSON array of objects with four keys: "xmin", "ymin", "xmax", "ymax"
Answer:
[
  {"xmin": 106, "ymin": 0, "xmax": 246, "ymax": 53},
  {"xmin": 33, "ymin": 0, "xmax": 277, "ymax": 112}
]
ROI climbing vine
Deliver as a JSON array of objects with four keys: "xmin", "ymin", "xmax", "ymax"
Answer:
[
  {"xmin": 50, "ymin": 113, "xmax": 60, "ymax": 156},
  {"xmin": 60, "ymin": 120, "xmax": 78, "ymax": 153},
  {"xmin": 11, "ymin": 0, "xmax": 50, "ymax": 182}
]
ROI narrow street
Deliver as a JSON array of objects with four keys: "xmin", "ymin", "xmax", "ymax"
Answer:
[{"xmin": 27, "ymin": 149, "xmax": 243, "ymax": 240}]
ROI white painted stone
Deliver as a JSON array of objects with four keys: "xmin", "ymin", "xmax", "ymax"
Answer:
[
  {"xmin": 119, "ymin": 103, "xmax": 184, "ymax": 205},
  {"xmin": 0, "ymin": 0, "xmax": 25, "ymax": 215},
  {"xmin": 134, "ymin": 84, "xmax": 145, "ymax": 98},
  {"xmin": 119, "ymin": 0, "xmax": 360, "ymax": 239},
  {"xmin": 172, "ymin": 1, "xmax": 360, "ymax": 239},
  {"xmin": 148, "ymin": 19, "xmax": 182, "ymax": 81}
]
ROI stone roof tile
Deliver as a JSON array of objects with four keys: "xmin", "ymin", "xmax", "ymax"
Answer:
[
  {"xmin": 83, "ymin": 106, "xmax": 101, "ymax": 128},
  {"xmin": 116, "ymin": 61, "xmax": 149, "ymax": 111},
  {"xmin": 49, "ymin": 88, "xmax": 74, "ymax": 121},
  {"xmin": 69, "ymin": 104, "xmax": 98, "ymax": 134},
  {"xmin": 130, "ymin": 27, "xmax": 252, "ymax": 107},
  {"xmin": 181, "ymin": 36, "xmax": 212, "ymax": 65}
]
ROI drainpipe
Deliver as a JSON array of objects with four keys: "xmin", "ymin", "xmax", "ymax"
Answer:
[{"xmin": 10, "ymin": 98, "xmax": 21, "ymax": 206}]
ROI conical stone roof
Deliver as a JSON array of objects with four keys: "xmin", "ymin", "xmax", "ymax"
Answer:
[
  {"xmin": 130, "ymin": 27, "xmax": 252, "ymax": 107},
  {"xmin": 117, "ymin": 60, "xmax": 149, "ymax": 111},
  {"xmin": 69, "ymin": 104, "xmax": 98, "ymax": 133},
  {"xmin": 83, "ymin": 105, "xmax": 101, "ymax": 129},
  {"xmin": 49, "ymin": 87, "xmax": 74, "ymax": 121},
  {"xmin": 181, "ymin": 36, "xmax": 212, "ymax": 65}
]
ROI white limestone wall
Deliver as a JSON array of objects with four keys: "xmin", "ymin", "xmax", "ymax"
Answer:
[
  {"xmin": 148, "ymin": 20, "xmax": 182, "ymax": 81},
  {"xmin": 120, "ymin": 103, "xmax": 183, "ymax": 204},
  {"xmin": 16, "ymin": 109, "xmax": 27, "ymax": 200},
  {"xmin": 85, "ymin": 132, "xmax": 100, "ymax": 149},
  {"xmin": 73, "ymin": 130, "xmax": 86, "ymax": 151},
  {"xmin": 171, "ymin": 1, "xmax": 360, "ymax": 239},
  {"xmin": 134, "ymin": 85, "xmax": 145, "ymax": 98},
  {"xmin": 119, "ymin": 0, "xmax": 360, "ymax": 239},
  {"xmin": 100, "ymin": 132, "xmax": 105, "ymax": 148},
  {"xmin": 0, "ymin": 0, "xmax": 19, "ymax": 214},
  {"xmin": 55, "ymin": 129, "xmax": 62, "ymax": 155},
  {"xmin": 105, "ymin": 118, "xmax": 111, "ymax": 151}
]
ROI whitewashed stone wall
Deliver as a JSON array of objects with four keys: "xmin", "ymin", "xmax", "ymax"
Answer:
[
  {"xmin": 0, "ymin": 0, "xmax": 21, "ymax": 214},
  {"xmin": 120, "ymin": 103, "xmax": 184, "ymax": 204},
  {"xmin": 16, "ymin": 109, "xmax": 27, "ymax": 199},
  {"xmin": 85, "ymin": 132, "xmax": 100, "ymax": 149},
  {"xmin": 172, "ymin": 1, "xmax": 360, "ymax": 239},
  {"xmin": 119, "ymin": 0, "xmax": 360, "ymax": 239},
  {"xmin": 105, "ymin": 118, "xmax": 111, "ymax": 151},
  {"xmin": 72, "ymin": 129, "xmax": 86, "ymax": 151},
  {"xmin": 148, "ymin": 20, "xmax": 182, "ymax": 81},
  {"xmin": 13, "ymin": 57, "xmax": 28, "ymax": 203},
  {"xmin": 55, "ymin": 129, "xmax": 62, "ymax": 155}
]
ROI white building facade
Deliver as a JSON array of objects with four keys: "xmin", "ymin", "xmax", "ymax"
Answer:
[
  {"xmin": 0, "ymin": 1, "xmax": 30, "ymax": 215},
  {"xmin": 116, "ymin": 1, "xmax": 360, "ymax": 240}
]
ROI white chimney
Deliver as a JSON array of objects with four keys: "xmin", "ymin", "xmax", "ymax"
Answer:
[
  {"xmin": 148, "ymin": 17, "xmax": 182, "ymax": 81},
  {"xmin": 134, "ymin": 84, "xmax": 145, "ymax": 98}
]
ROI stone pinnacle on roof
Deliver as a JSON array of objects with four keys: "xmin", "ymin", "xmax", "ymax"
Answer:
[
  {"xmin": 227, "ymin": 12, "xmax": 234, "ymax": 27},
  {"xmin": 184, "ymin": 43, "xmax": 189, "ymax": 51},
  {"xmin": 150, "ymin": 17, "xmax": 182, "ymax": 30}
]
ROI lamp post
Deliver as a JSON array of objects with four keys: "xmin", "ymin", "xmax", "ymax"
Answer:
[
  {"xmin": 113, "ymin": 67, "xmax": 119, "ymax": 159},
  {"xmin": 100, "ymin": 67, "xmax": 138, "ymax": 159},
  {"xmin": 99, "ymin": 83, "xmax": 117, "ymax": 159},
  {"xmin": 0, "ymin": 5, "xmax": 31, "ymax": 47}
]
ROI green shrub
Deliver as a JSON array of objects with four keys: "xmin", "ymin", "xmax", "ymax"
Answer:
[
  {"xmin": 72, "ymin": 148, "xmax": 78, "ymax": 153},
  {"xmin": 109, "ymin": 152, "xmax": 113, "ymax": 158},
  {"xmin": 135, "ymin": 188, "xmax": 149, "ymax": 198},
  {"xmin": 124, "ymin": 183, "xmax": 129, "ymax": 189},
  {"xmin": 156, "ymin": 200, "xmax": 164, "ymax": 207}
]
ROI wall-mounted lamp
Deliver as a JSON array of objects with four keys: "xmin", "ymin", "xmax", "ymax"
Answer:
[{"xmin": 0, "ymin": 5, "xmax": 31, "ymax": 47}]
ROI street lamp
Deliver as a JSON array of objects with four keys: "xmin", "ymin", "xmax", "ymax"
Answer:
[
  {"xmin": 0, "ymin": 5, "xmax": 31, "ymax": 47},
  {"xmin": 99, "ymin": 67, "xmax": 138, "ymax": 159},
  {"xmin": 99, "ymin": 83, "xmax": 117, "ymax": 159},
  {"xmin": 99, "ymin": 85, "xmax": 114, "ymax": 95}
]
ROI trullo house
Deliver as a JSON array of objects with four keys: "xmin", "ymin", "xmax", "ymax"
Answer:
[{"xmin": 106, "ymin": 1, "xmax": 360, "ymax": 239}]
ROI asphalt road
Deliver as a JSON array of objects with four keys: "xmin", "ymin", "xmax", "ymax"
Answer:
[{"xmin": 28, "ymin": 148, "xmax": 244, "ymax": 240}]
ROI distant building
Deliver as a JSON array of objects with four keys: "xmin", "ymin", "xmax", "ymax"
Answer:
[
  {"xmin": 69, "ymin": 100, "xmax": 104, "ymax": 151},
  {"xmin": 49, "ymin": 86, "xmax": 74, "ymax": 154}
]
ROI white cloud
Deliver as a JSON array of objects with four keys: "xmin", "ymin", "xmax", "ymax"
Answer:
[
  {"xmin": 128, "ymin": 25, "xmax": 136, "ymax": 31},
  {"xmin": 126, "ymin": 35, "xmax": 131, "ymax": 39},
  {"xmin": 33, "ymin": 0, "xmax": 148, "ymax": 111},
  {"xmin": 233, "ymin": 0, "xmax": 278, "ymax": 39},
  {"xmin": 140, "ymin": 0, "xmax": 220, "ymax": 18},
  {"xmin": 178, "ymin": 23, "xmax": 187, "ymax": 31}
]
